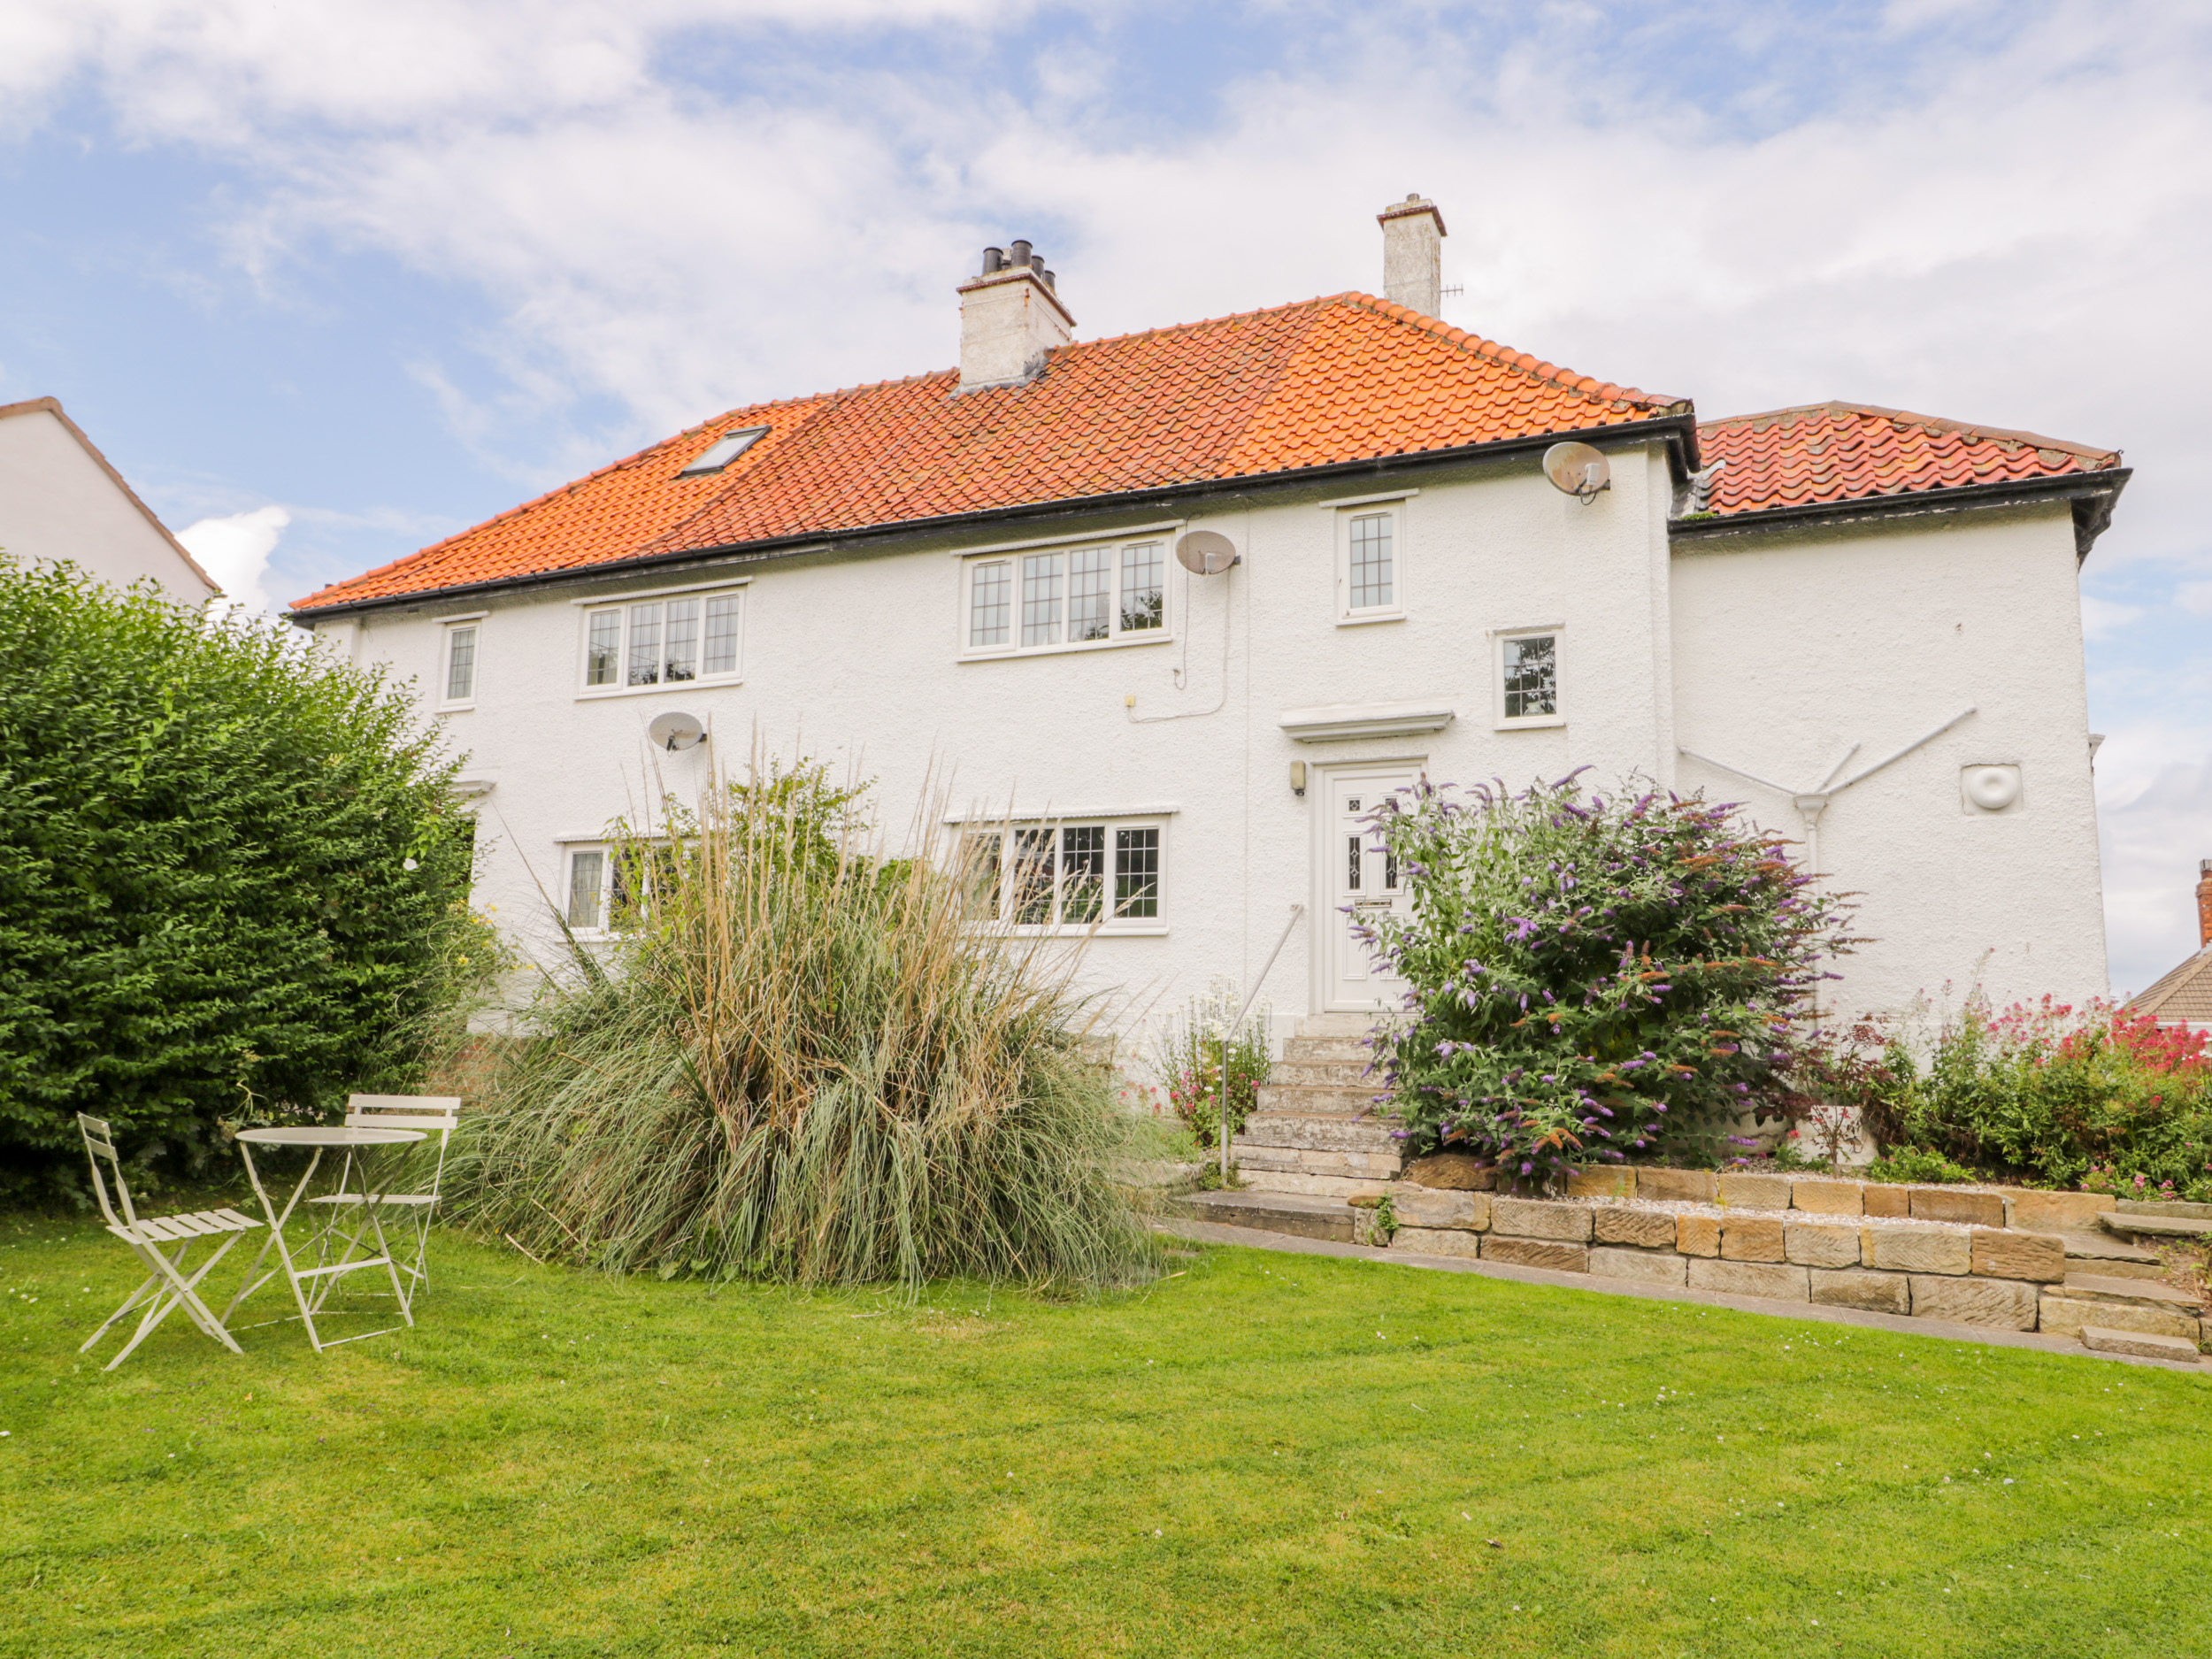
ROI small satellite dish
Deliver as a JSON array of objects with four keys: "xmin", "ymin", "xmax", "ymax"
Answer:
[
  {"xmin": 1175, "ymin": 529, "xmax": 1239, "ymax": 575},
  {"xmin": 1542, "ymin": 442, "xmax": 1612, "ymax": 501},
  {"xmin": 647, "ymin": 710, "xmax": 706, "ymax": 752}
]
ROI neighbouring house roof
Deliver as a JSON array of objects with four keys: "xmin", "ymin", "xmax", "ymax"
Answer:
[
  {"xmin": 1686, "ymin": 402, "xmax": 2126, "ymax": 552},
  {"xmin": 289, "ymin": 294, "xmax": 1687, "ymax": 613},
  {"xmin": 0, "ymin": 396, "xmax": 220, "ymax": 595},
  {"xmin": 289, "ymin": 304, "xmax": 2131, "ymax": 617},
  {"xmin": 2129, "ymin": 949, "xmax": 2212, "ymax": 1026}
]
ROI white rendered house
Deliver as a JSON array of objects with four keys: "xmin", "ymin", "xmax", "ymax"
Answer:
[
  {"xmin": 0, "ymin": 396, "xmax": 219, "ymax": 603},
  {"xmin": 292, "ymin": 199, "xmax": 2127, "ymax": 1043}
]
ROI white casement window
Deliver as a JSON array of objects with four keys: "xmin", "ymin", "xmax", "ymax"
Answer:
[
  {"xmin": 956, "ymin": 820, "xmax": 1164, "ymax": 931},
  {"xmin": 1333, "ymin": 497, "xmax": 1409, "ymax": 625},
  {"xmin": 440, "ymin": 620, "xmax": 480, "ymax": 708},
  {"xmin": 1494, "ymin": 627, "xmax": 1564, "ymax": 728},
  {"xmin": 562, "ymin": 842, "xmax": 676, "ymax": 934},
  {"xmin": 964, "ymin": 538, "xmax": 1169, "ymax": 657},
  {"xmin": 580, "ymin": 585, "xmax": 744, "ymax": 695}
]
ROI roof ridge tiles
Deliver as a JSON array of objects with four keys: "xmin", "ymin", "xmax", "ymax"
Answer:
[{"xmin": 1701, "ymin": 400, "xmax": 2121, "ymax": 468}]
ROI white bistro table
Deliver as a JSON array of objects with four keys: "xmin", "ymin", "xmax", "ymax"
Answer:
[{"xmin": 222, "ymin": 1125, "xmax": 426, "ymax": 1352}]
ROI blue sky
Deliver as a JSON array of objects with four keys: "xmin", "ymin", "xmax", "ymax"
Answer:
[{"xmin": 3, "ymin": 0, "xmax": 2208, "ymax": 989}]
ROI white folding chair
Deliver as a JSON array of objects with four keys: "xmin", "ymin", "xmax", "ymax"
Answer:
[
  {"xmin": 304, "ymin": 1094, "xmax": 462, "ymax": 1317},
  {"xmin": 75, "ymin": 1113, "xmax": 264, "ymax": 1371}
]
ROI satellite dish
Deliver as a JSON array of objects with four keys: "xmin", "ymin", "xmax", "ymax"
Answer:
[
  {"xmin": 1175, "ymin": 529, "xmax": 1239, "ymax": 575},
  {"xmin": 1542, "ymin": 442, "xmax": 1612, "ymax": 501},
  {"xmin": 647, "ymin": 710, "xmax": 706, "ymax": 752}
]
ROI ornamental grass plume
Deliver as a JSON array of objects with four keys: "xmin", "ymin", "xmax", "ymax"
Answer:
[
  {"xmin": 1360, "ymin": 772, "xmax": 1853, "ymax": 1184},
  {"xmin": 446, "ymin": 759, "xmax": 1156, "ymax": 1293}
]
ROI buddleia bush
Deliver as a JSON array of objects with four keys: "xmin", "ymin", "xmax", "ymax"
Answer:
[
  {"xmin": 1362, "ymin": 772, "xmax": 1850, "ymax": 1184},
  {"xmin": 446, "ymin": 763, "xmax": 1157, "ymax": 1293},
  {"xmin": 0, "ymin": 558, "xmax": 492, "ymax": 1197}
]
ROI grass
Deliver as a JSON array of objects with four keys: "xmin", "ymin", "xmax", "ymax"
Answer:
[{"xmin": 4, "ymin": 1210, "xmax": 2209, "ymax": 1658}]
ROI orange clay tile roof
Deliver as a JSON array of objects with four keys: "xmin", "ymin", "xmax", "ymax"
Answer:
[
  {"xmin": 291, "ymin": 293, "xmax": 1684, "ymax": 611},
  {"xmin": 1692, "ymin": 402, "xmax": 2122, "ymax": 518}
]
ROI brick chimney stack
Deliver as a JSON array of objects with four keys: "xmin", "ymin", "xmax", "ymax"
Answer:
[
  {"xmin": 2199, "ymin": 859, "xmax": 2212, "ymax": 949},
  {"xmin": 957, "ymin": 242, "xmax": 1074, "ymax": 392}
]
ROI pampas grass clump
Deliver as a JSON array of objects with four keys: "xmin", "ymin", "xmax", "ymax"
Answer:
[{"xmin": 447, "ymin": 764, "xmax": 1155, "ymax": 1292}]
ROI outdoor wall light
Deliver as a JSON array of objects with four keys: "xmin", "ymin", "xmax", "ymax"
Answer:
[{"xmin": 1289, "ymin": 761, "xmax": 1307, "ymax": 796}]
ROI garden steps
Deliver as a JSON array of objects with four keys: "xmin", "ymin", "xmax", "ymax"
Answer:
[
  {"xmin": 2058, "ymin": 1232, "xmax": 2164, "ymax": 1278},
  {"xmin": 2100, "ymin": 1211, "xmax": 2212, "ymax": 1240},
  {"xmin": 1166, "ymin": 1188, "xmax": 1357, "ymax": 1243},
  {"xmin": 2057, "ymin": 1273, "xmax": 2201, "ymax": 1313},
  {"xmin": 1237, "ymin": 1017, "xmax": 1400, "ymax": 1195}
]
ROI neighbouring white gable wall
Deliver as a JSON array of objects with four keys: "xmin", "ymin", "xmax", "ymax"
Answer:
[
  {"xmin": 1671, "ymin": 501, "xmax": 2108, "ymax": 1017},
  {"xmin": 0, "ymin": 404, "xmax": 216, "ymax": 603}
]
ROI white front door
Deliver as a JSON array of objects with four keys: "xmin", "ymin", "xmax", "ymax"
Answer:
[{"xmin": 1322, "ymin": 766, "xmax": 1417, "ymax": 1012}]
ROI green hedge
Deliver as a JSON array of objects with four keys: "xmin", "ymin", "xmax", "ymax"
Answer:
[{"xmin": 0, "ymin": 559, "xmax": 492, "ymax": 1195}]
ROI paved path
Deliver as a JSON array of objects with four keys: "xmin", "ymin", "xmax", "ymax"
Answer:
[{"xmin": 1156, "ymin": 1217, "xmax": 2210, "ymax": 1374}]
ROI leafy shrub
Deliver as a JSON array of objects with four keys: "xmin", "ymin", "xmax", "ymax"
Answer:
[
  {"xmin": 447, "ymin": 763, "xmax": 1156, "ymax": 1291},
  {"xmin": 1148, "ymin": 977, "xmax": 1273, "ymax": 1158},
  {"xmin": 1862, "ymin": 1146, "xmax": 1981, "ymax": 1186},
  {"xmin": 1363, "ymin": 773, "xmax": 1848, "ymax": 1184},
  {"xmin": 1841, "ymin": 993, "xmax": 2212, "ymax": 1196},
  {"xmin": 0, "ymin": 559, "xmax": 490, "ymax": 1196}
]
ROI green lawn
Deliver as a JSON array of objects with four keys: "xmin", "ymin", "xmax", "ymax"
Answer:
[{"xmin": 3, "ymin": 1209, "xmax": 2207, "ymax": 1658}]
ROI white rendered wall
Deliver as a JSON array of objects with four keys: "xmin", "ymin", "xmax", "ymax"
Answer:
[
  {"xmin": 0, "ymin": 407, "xmax": 215, "ymax": 603},
  {"xmin": 1671, "ymin": 502, "xmax": 2108, "ymax": 1018},
  {"xmin": 329, "ymin": 444, "xmax": 2108, "ymax": 1053}
]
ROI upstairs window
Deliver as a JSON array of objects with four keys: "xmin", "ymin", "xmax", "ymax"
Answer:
[
  {"xmin": 441, "ymin": 620, "xmax": 479, "ymax": 707},
  {"xmin": 581, "ymin": 587, "xmax": 743, "ymax": 693},
  {"xmin": 1495, "ymin": 627, "xmax": 1564, "ymax": 727},
  {"xmin": 957, "ymin": 820, "xmax": 1163, "ymax": 930},
  {"xmin": 964, "ymin": 538, "xmax": 1169, "ymax": 656},
  {"xmin": 1333, "ymin": 496, "xmax": 1409, "ymax": 624}
]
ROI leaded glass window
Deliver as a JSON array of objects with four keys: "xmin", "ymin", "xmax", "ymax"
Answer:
[
  {"xmin": 581, "ymin": 588, "xmax": 744, "ymax": 691},
  {"xmin": 1502, "ymin": 634, "xmax": 1558, "ymax": 719},
  {"xmin": 970, "ymin": 559, "xmax": 1012, "ymax": 647},
  {"xmin": 567, "ymin": 850, "xmax": 605, "ymax": 930},
  {"xmin": 1120, "ymin": 542, "xmax": 1164, "ymax": 632},
  {"xmin": 1348, "ymin": 512, "xmax": 1393, "ymax": 610},
  {"xmin": 966, "ymin": 535, "xmax": 1179, "ymax": 654},
  {"xmin": 1068, "ymin": 548, "xmax": 1111, "ymax": 642},
  {"xmin": 444, "ymin": 625, "xmax": 477, "ymax": 703},
  {"xmin": 957, "ymin": 822, "xmax": 1163, "ymax": 926}
]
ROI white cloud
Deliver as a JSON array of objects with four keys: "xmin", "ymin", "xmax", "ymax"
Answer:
[
  {"xmin": 2079, "ymin": 595, "xmax": 2145, "ymax": 640},
  {"xmin": 176, "ymin": 504, "xmax": 291, "ymax": 615},
  {"xmin": 2177, "ymin": 580, "xmax": 2212, "ymax": 617}
]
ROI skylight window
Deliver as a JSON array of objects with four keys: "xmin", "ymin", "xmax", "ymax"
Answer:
[{"xmin": 678, "ymin": 426, "xmax": 766, "ymax": 477}]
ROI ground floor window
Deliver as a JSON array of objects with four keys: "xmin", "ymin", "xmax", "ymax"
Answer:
[
  {"xmin": 958, "ymin": 820, "xmax": 1162, "ymax": 929},
  {"xmin": 563, "ymin": 842, "xmax": 677, "ymax": 933}
]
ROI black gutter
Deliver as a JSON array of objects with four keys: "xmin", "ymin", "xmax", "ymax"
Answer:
[
  {"xmin": 1669, "ymin": 467, "xmax": 2131, "ymax": 562},
  {"xmin": 288, "ymin": 411, "xmax": 1702, "ymax": 621}
]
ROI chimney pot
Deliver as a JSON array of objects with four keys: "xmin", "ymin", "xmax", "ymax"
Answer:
[
  {"xmin": 1009, "ymin": 239, "xmax": 1033, "ymax": 267},
  {"xmin": 981, "ymin": 246, "xmax": 1006, "ymax": 275}
]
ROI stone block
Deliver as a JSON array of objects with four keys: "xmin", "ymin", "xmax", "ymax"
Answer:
[
  {"xmin": 1720, "ymin": 1215, "xmax": 1787, "ymax": 1262},
  {"xmin": 1566, "ymin": 1167, "xmax": 1634, "ymax": 1200},
  {"xmin": 1862, "ymin": 1185, "xmax": 1910, "ymax": 1218},
  {"xmin": 1792, "ymin": 1179, "xmax": 1864, "ymax": 1217},
  {"xmin": 1686, "ymin": 1259, "xmax": 1809, "ymax": 1301},
  {"xmin": 2038, "ymin": 1296, "xmax": 2200, "ymax": 1341},
  {"xmin": 1490, "ymin": 1197, "xmax": 1594, "ymax": 1242},
  {"xmin": 1909, "ymin": 1187, "xmax": 2006, "ymax": 1228},
  {"xmin": 1909, "ymin": 1274, "xmax": 2038, "ymax": 1330},
  {"xmin": 1392, "ymin": 1187, "xmax": 1490, "ymax": 1232},
  {"xmin": 2080, "ymin": 1325, "xmax": 2201, "ymax": 1363},
  {"xmin": 1237, "ymin": 1115, "xmax": 1400, "ymax": 1154},
  {"xmin": 1481, "ymin": 1236, "xmax": 1588, "ymax": 1272},
  {"xmin": 1594, "ymin": 1208, "xmax": 1678, "ymax": 1249},
  {"xmin": 1236, "ymin": 1145, "xmax": 1402, "ymax": 1178},
  {"xmin": 1677, "ymin": 1214, "xmax": 1722, "ymax": 1256},
  {"xmin": 1785, "ymin": 1222, "xmax": 1862, "ymax": 1268},
  {"xmin": 1809, "ymin": 1268, "xmax": 1909, "ymax": 1313},
  {"xmin": 1590, "ymin": 1247, "xmax": 1686, "ymax": 1286},
  {"xmin": 2060, "ymin": 1273, "xmax": 2200, "ymax": 1310},
  {"xmin": 2008, "ymin": 1190, "xmax": 2114, "ymax": 1233},
  {"xmin": 1392, "ymin": 1225, "xmax": 1483, "ymax": 1260},
  {"xmin": 1717, "ymin": 1172, "xmax": 1793, "ymax": 1210},
  {"xmin": 1861, "ymin": 1225, "xmax": 1970, "ymax": 1275},
  {"xmin": 1401, "ymin": 1152, "xmax": 1495, "ymax": 1190},
  {"xmin": 1638, "ymin": 1168, "xmax": 1717, "ymax": 1204},
  {"xmin": 1970, "ymin": 1228, "xmax": 2065, "ymax": 1284}
]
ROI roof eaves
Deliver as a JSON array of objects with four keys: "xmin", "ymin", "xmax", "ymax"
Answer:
[
  {"xmin": 1668, "ymin": 466, "xmax": 2132, "ymax": 561},
  {"xmin": 288, "ymin": 408, "xmax": 1701, "ymax": 619}
]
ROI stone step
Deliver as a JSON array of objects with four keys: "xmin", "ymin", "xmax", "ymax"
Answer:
[
  {"xmin": 1269, "ymin": 1058, "xmax": 1377, "ymax": 1088},
  {"xmin": 2061, "ymin": 1273, "xmax": 2201, "ymax": 1313},
  {"xmin": 2080, "ymin": 1325, "xmax": 2202, "ymax": 1364},
  {"xmin": 1281, "ymin": 1036, "xmax": 1375, "ymax": 1065},
  {"xmin": 1167, "ymin": 1189, "xmax": 1356, "ymax": 1242},
  {"xmin": 1236, "ymin": 1144, "xmax": 1402, "ymax": 1179},
  {"xmin": 1236, "ymin": 1114, "xmax": 1402, "ymax": 1155},
  {"xmin": 1299, "ymin": 1013, "xmax": 1383, "ymax": 1038},
  {"xmin": 2114, "ymin": 1200, "xmax": 2212, "ymax": 1221},
  {"xmin": 2061, "ymin": 1231, "xmax": 2165, "ymax": 1278},
  {"xmin": 1238, "ymin": 1168, "xmax": 1394, "ymax": 1200},
  {"xmin": 1256, "ymin": 1082, "xmax": 1388, "ymax": 1117},
  {"xmin": 2102, "ymin": 1211, "xmax": 2212, "ymax": 1240}
]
